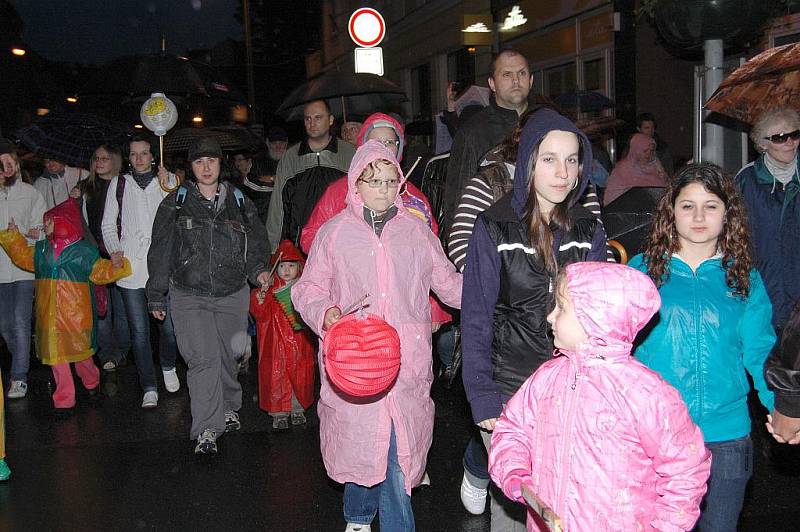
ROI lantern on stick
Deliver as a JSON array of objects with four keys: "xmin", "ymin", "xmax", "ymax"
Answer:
[{"xmin": 140, "ymin": 92, "xmax": 179, "ymax": 192}]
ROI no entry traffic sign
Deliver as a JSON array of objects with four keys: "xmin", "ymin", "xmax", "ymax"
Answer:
[{"xmin": 348, "ymin": 8, "xmax": 385, "ymax": 48}]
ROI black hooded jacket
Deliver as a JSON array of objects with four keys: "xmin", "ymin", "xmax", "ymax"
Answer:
[{"xmin": 461, "ymin": 108, "xmax": 608, "ymax": 423}]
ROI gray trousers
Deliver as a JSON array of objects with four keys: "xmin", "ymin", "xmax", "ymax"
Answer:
[
  {"xmin": 480, "ymin": 429, "xmax": 527, "ymax": 532},
  {"xmin": 170, "ymin": 286, "xmax": 249, "ymax": 439}
]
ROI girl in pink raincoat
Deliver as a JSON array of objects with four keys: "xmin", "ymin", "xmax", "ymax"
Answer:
[
  {"xmin": 292, "ymin": 140, "xmax": 462, "ymax": 532},
  {"xmin": 489, "ymin": 262, "xmax": 711, "ymax": 532}
]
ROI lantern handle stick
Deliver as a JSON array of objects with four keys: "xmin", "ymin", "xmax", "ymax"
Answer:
[
  {"xmin": 258, "ymin": 252, "xmax": 283, "ymax": 295},
  {"xmin": 158, "ymin": 135, "xmax": 178, "ymax": 193}
]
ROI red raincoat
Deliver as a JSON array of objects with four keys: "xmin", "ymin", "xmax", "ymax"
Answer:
[{"xmin": 250, "ymin": 240, "xmax": 315, "ymax": 413}]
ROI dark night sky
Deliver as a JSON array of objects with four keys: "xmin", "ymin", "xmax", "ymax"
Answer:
[{"xmin": 13, "ymin": 0, "xmax": 242, "ymax": 64}]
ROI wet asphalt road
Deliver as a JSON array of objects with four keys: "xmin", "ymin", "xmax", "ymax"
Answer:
[{"xmin": 2, "ymin": 349, "xmax": 800, "ymax": 531}]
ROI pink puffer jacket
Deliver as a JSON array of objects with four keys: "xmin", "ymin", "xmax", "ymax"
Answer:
[
  {"xmin": 292, "ymin": 140, "xmax": 462, "ymax": 494},
  {"xmin": 489, "ymin": 262, "xmax": 711, "ymax": 531}
]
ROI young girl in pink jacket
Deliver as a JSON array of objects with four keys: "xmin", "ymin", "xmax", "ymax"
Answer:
[
  {"xmin": 489, "ymin": 262, "xmax": 711, "ymax": 531},
  {"xmin": 292, "ymin": 140, "xmax": 462, "ymax": 532}
]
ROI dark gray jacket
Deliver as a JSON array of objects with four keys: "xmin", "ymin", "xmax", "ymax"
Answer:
[{"xmin": 146, "ymin": 182, "xmax": 268, "ymax": 311}]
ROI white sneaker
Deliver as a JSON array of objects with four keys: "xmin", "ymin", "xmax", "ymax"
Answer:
[
  {"xmin": 460, "ymin": 473, "xmax": 488, "ymax": 515},
  {"xmin": 7, "ymin": 380, "xmax": 27, "ymax": 399},
  {"xmin": 162, "ymin": 368, "xmax": 180, "ymax": 393},
  {"xmin": 345, "ymin": 524, "xmax": 371, "ymax": 532},
  {"xmin": 142, "ymin": 390, "xmax": 159, "ymax": 409}
]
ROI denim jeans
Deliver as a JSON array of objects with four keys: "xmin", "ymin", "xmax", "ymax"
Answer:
[
  {"xmin": 0, "ymin": 280, "xmax": 34, "ymax": 382},
  {"xmin": 463, "ymin": 433, "xmax": 491, "ymax": 487},
  {"xmin": 118, "ymin": 287, "xmax": 178, "ymax": 392},
  {"xmin": 434, "ymin": 324, "xmax": 456, "ymax": 369},
  {"xmin": 343, "ymin": 425, "xmax": 415, "ymax": 531},
  {"xmin": 697, "ymin": 436, "xmax": 753, "ymax": 532},
  {"xmin": 95, "ymin": 284, "xmax": 131, "ymax": 365}
]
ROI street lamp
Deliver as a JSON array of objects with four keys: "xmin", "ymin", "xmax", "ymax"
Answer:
[
  {"xmin": 11, "ymin": 47, "xmax": 26, "ymax": 56},
  {"xmin": 66, "ymin": 96, "xmax": 78, "ymax": 103},
  {"xmin": 192, "ymin": 115, "xmax": 203, "ymax": 124}
]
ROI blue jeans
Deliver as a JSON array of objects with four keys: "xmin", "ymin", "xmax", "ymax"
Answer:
[
  {"xmin": 697, "ymin": 436, "xmax": 753, "ymax": 532},
  {"xmin": 95, "ymin": 284, "xmax": 131, "ymax": 365},
  {"xmin": 0, "ymin": 281, "xmax": 34, "ymax": 382},
  {"xmin": 463, "ymin": 433, "xmax": 490, "ymax": 487},
  {"xmin": 343, "ymin": 426, "xmax": 415, "ymax": 531},
  {"xmin": 434, "ymin": 324, "xmax": 456, "ymax": 368},
  {"xmin": 119, "ymin": 287, "xmax": 178, "ymax": 392}
]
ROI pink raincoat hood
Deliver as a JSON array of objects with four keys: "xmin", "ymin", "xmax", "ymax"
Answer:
[
  {"xmin": 563, "ymin": 262, "xmax": 660, "ymax": 361},
  {"xmin": 356, "ymin": 112, "xmax": 405, "ymax": 161},
  {"xmin": 345, "ymin": 139, "xmax": 406, "ymax": 213}
]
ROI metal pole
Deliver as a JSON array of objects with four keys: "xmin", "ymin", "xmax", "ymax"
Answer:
[
  {"xmin": 243, "ymin": 0, "xmax": 256, "ymax": 111},
  {"xmin": 702, "ymin": 39, "xmax": 724, "ymax": 165}
]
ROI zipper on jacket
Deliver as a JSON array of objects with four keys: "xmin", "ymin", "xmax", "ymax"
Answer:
[
  {"xmin": 693, "ymin": 269, "xmax": 703, "ymax": 425},
  {"xmin": 556, "ymin": 358, "xmax": 582, "ymax": 518}
]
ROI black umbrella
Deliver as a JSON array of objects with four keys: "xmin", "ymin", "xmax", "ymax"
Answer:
[
  {"xmin": 601, "ymin": 187, "xmax": 665, "ymax": 263},
  {"xmin": 553, "ymin": 90, "xmax": 615, "ymax": 112},
  {"xmin": 277, "ymin": 72, "xmax": 406, "ymax": 122},
  {"xmin": 16, "ymin": 113, "xmax": 131, "ymax": 168},
  {"xmin": 79, "ymin": 53, "xmax": 245, "ymax": 101},
  {"xmin": 165, "ymin": 127, "xmax": 263, "ymax": 154}
]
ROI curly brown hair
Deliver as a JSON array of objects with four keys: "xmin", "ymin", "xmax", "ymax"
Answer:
[{"xmin": 642, "ymin": 162, "xmax": 753, "ymax": 297}]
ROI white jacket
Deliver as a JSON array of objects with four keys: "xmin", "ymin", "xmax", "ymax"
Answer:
[
  {"xmin": 0, "ymin": 181, "xmax": 46, "ymax": 283},
  {"xmin": 101, "ymin": 173, "xmax": 177, "ymax": 289},
  {"xmin": 34, "ymin": 166, "xmax": 88, "ymax": 209}
]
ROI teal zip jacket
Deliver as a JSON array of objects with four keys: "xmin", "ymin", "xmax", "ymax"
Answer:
[{"xmin": 629, "ymin": 253, "xmax": 775, "ymax": 442}]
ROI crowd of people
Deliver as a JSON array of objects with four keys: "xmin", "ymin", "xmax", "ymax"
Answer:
[{"xmin": 2, "ymin": 46, "xmax": 800, "ymax": 532}]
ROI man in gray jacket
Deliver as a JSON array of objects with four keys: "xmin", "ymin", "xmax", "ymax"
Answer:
[{"xmin": 265, "ymin": 99, "xmax": 354, "ymax": 250}]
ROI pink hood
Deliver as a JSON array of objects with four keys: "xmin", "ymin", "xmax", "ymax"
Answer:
[
  {"xmin": 564, "ymin": 262, "xmax": 661, "ymax": 362},
  {"xmin": 356, "ymin": 112, "xmax": 405, "ymax": 161},
  {"xmin": 345, "ymin": 139, "xmax": 406, "ymax": 213}
]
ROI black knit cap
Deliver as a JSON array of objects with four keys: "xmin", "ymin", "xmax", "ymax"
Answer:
[{"xmin": 188, "ymin": 137, "xmax": 222, "ymax": 162}]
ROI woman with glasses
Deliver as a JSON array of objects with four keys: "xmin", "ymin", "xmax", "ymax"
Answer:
[
  {"xmin": 78, "ymin": 145, "xmax": 131, "ymax": 372},
  {"xmin": 736, "ymin": 105, "xmax": 800, "ymax": 330}
]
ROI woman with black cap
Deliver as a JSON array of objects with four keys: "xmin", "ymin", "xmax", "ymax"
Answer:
[{"xmin": 146, "ymin": 137, "xmax": 270, "ymax": 455}]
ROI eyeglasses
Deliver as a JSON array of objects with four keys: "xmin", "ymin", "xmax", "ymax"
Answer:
[
  {"xmin": 94, "ymin": 156, "xmax": 111, "ymax": 162},
  {"xmin": 373, "ymin": 138, "xmax": 399, "ymax": 148},
  {"xmin": 358, "ymin": 178, "xmax": 400, "ymax": 189},
  {"xmin": 763, "ymin": 129, "xmax": 800, "ymax": 144}
]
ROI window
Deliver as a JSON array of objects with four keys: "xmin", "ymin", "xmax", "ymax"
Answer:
[
  {"xmin": 447, "ymin": 48, "xmax": 476, "ymax": 88},
  {"xmin": 582, "ymin": 57, "xmax": 605, "ymax": 92},
  {"xmin": 544, "ymin": 62, "xmax": 576, "ymax": 98},
  {"xmin": 775, "ymin": 32, "xmax": 800, "ymax": 46},
  {"xmin": 411, "ymin": 63, "xmax": 432, "ymax": 120}
]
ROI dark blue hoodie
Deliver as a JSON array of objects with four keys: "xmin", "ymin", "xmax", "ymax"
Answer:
[{"xmin": 461, "ymin": 108, "xmax": 608, "ymax": 423}]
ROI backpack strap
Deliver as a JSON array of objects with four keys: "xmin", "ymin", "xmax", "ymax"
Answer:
[
  {"xmin": 175, "ymin": 185, "xmax": 188, "ymax": 211},
  {"xmin": 115, "ymin": 175, "xmax": 126, "ymax": 239},
  {"xmin": 231, "ymin": 186, "xmax": 249, "ymax": 225}
]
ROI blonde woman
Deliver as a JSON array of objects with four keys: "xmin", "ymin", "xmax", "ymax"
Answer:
[{"xmin": 79, "ymin": 144, "xmax": 131, "ymax": 371}]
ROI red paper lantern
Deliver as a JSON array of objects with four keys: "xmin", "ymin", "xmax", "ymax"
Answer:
[{"xmin": 323, "ymin": 313, "xmax": 401, "ymax": 398}]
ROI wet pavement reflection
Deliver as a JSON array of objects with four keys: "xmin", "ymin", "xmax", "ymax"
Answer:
[{"xmin": 2, "ymin": 353, "xmax": 800, "ymax": 530}]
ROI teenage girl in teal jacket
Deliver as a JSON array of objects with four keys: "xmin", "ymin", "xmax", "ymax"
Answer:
[{"xmin": 629, "ymin": 163, "xmax": 776, "ymax": 531}]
